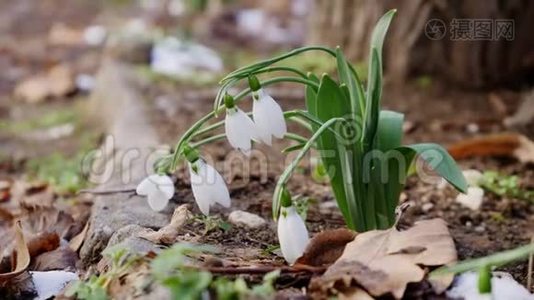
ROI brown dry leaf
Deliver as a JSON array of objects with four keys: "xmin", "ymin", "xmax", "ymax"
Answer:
[
  {"xmin": 20, "ymin": 187, "xmax": 55, "ymax": 210},
  {"xmin": 138, "ymin": 204, "xmax": 191, "ymax": 244},
  {"xmin": 310, "ymin": 218, "xmax": 456, "ymax": 299},
  {"xmin": 32, "ymin": 245, "xmax": 78, "ymax": 272},
  {"xmin": 20, "ymin": 208, "xmax": 82, "ymax": 241},
  {"xmin": 295, "ymin": 228, "xmax": 356, "ymax": 267},
  {"xmin": 48, "ymin": 23, "xmax": 83, "ymax": 46},
  {"xmin": 27, "ymin": 231, "xmax": 60, "ymax": 258},
  {"xmin": 14, "ymin": 64, "xmax": 75, "ymax": 103},
  {"xmin": 447, "ymin": 133, "xmax": 534, "ymax": 163},
  {"xmin": 515, "ymin": 135, "xmax": 534, "ymax": 164},
  {"xmin": 0, "ymin": 221, "xmax": 30, "ymax": 281},
  {"xmin": 69, "ymin": 221, "xmax": 89, "ymax": 252}
]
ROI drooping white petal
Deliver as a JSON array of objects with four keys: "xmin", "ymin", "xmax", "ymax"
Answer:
[
  {"xmin": 147, "ymin": 189, "xmax": 170, "ymax": 212},
  {"xmin": 189, "ymin": 160, "xmax": 231, "ymax": 215},
  {"xmin": 225, "ymin": 108, "xmax": 257, "ymax": 155},
  {"xmin": 204, "ymin": 163, "xmax": 230, "ymax": 207},
  {"xmin": 137, "ymin": 174, "xmax": 175, "ymax": 211},
  {"xmin": 253, "ymin": 89, "xmax": 287, "ymax": 145},
  {"xmin": 447, "ymin": 271, "xmax": 534, "ymax": 300},
  {"xmin": 456, "ymin": 186, "xmax": 484, "ymax": 210},
  {"xmin": 136, "ymin": 176, "xmax": 157, "ymax": 196},
  {"xmin": 277, "ymin": 206, "xmax": 309, "ymax": 265}
]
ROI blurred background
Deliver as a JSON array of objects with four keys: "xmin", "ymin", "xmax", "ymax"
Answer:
[
  {"xmin": 0, "ymin": 2, "xmax": 533, "ymax": 297},
  {"xmin": 0, "ymin": 0, "xmax": 533, "ymax": 191}
]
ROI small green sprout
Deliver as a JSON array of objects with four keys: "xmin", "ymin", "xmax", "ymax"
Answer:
[
  {"xmin": 66, "ymin": 246, "xmax": 141, "ymax": 300},
  {"xmin": 151, "ymin": 243, "xmax": 279, "ymax": 299},
  {"xmin": 480, "ymin": 171, "xmax": 534, "ymax": 202},
  {"xmin": 194, "ymin": 215, "xmax": 232, "ymax": 235}
]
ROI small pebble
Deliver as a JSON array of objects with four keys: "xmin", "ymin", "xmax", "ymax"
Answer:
[
  {"xmin": 474, "ymin": 225, "xmax": 485, "ymax": 233},
  {"xmin": 319, "ymin": 201, "xmax": 337, "ymax": 214},
  {"xmin": 466, "ymin": 123, "xmax": 480, "ymax": 133},
  {"xmin": 0, "ymin": 181, "xmax": 10, "ymax": 190},
  {"xmin": 421, "ymin": 203, "xmax": 434, "ymax": 212},
  {"xmin": 228, "ymin": 210, "xmax": 266, "ymax": 229}
]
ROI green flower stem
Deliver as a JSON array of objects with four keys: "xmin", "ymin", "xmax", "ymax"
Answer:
[
  {"xmin": 233, "ymin": 77, "xmax": 319, "ymax": 103},
  {"xmin": 170, "ymin": 78, "xmax": 320, "ymax": 171},
  {"xmin": 190, "ymin": 132, "xmax": 309, "ymax": 149},
  {"xmin": 272, "ymin": 117, "xmax": 345, "ymax": 220},
  {"xmin": 221, "ymin": 46, "xmax": 336, "ymax": 83},
  {"xmin": 213, "ymin": 67, "xmax": 308, "ymax": 111},
  {"xmin": 478, "ymin": 265, "xmax": 492, "ymax": 294}
]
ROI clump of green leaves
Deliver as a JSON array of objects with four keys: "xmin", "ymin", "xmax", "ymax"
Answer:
[
  {"xmin": 480, "ymin": 171, "xmax": 533, "ymax": 202},
  {"xmin": 151, "ymin": 243, "xmax": 279, "ymax": 300},
  {"xmin": 194, "ymin": 215, "xmax": 232, "ymax": 235},
  {"xmin": 66, "ymin": 246, "xmax": 141, "ymax": 300}
]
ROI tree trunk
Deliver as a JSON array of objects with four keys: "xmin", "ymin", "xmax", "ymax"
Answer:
[{"xmin": 307, "ymin": 0, "xmax": 534, "ymax": 88}]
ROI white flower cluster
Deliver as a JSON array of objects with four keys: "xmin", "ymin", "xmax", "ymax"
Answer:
[
  {"xmin": 136, "ymin": 79, "xmax": 309, "ymax": 265},
  {"xmin": 225, "ymin": 88, "xmax": 287, "ymax": 156}
]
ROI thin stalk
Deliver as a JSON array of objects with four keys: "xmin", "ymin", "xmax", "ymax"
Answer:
[
  {"xmin": 190, "ymin": 132, "xmax": 309, "ymax": 148},
  {"xmin": 272, "ymin": 117, "xmax": 344, "ymax": 220},
  {"xmin": 213, "ymin": 67, "xmax": 308, "ymax": 111},
  {"xmin": 221, "ymin": 46, "xmax": 336, "ymax": 83}
]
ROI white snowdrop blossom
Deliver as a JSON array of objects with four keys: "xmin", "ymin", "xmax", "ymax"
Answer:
[
  {"xmin": 225, "ymin": 107, "xmax": 257, "ymax": 156},
  {"xmin": 456, "ymin": 186, "xmax": 484, "ymax": 210},
  {"xmin": 136, "ymin": 174, "xmax": 175, "ymax": 212},
  {"xmin": 188, "ymin": 159, "xmax": 231, "ymax": 215},
  {"xmin": 447, "ymin": 271, "xmax": 534, "ymax": 300},
  {"xmin": 455, "ymin": 169, "xmax": 485, "ymax": 210},
  {"xmin": 277, "ymin": 205, "xmax": 309, "ymax": 265},
  {"xmin": 252, "ymin": 89, "xmax": 287, "ymax": 145}
]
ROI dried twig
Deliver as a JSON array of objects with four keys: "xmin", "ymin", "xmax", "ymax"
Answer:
[
  {"xmin": 78, "ymin": 187, "xmax": 136, "ymax": 195},
  {"xmin": 204, "ymin": 264, "xmax": 326, "ymax": 275},
  {"xmin": 528, "ymin": 236, "xmax": 534, "ymax": 292}
]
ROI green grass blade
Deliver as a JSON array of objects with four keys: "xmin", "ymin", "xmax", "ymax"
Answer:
[
  {"xmin": 397, "ymin": 143, "xmax": 468, "ymax": 193},
  {"xmin": 363, "ymin": 48, "xmax": 382, "ymax": 151},
  {"xmin": 369, "ymin": 9, "xmax": 396, "ymax": 60},
  {"xmin": 363, "ymin": 9, "xmax": 395, "ymax": 151},
  {"xmin": 431, "ymin": 243, "xmax": 534, "ymax": 277},
  {"xmin": 336, "ymin": 47, "xmax": 365, "ymax": 118},
  {"xmin": 314, "ymin": 74, "xmax": 358, "ymax": 229},
  {"xmin": 376, "ymin": 110, "xmax": 405, "ymax": 224}
]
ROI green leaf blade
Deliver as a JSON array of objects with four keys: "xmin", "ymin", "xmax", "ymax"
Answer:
[{"xmin": 398, "ymin": 143, "xmax": 468, "ymax": 193}]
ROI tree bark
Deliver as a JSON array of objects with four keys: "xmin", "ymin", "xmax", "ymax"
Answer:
[{"xmin": 306, "ymin": 0, "xmax": 534, "ymax": 88}]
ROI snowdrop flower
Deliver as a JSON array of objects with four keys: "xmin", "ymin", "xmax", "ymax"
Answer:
[
  {"xmin": 136, "ymin": 174, "xmax": 175, "ymax": 211},
  {"xmin": 184, "ymin": 145, "xmax": 231, "ymax": 215},
  {"xmin": 456, "ymin": 186, "xmax": 484, "ymax": 210},
  {"xmin": 447, "ymin": 271, "xmax": 534, "ymax": 300},
  {"xmin": 277, "ymin": 188, "xmax": 309, "ymax": 265},
  {"xmin": 455, "ymin": 169, "xmax": 484, "ymax": 210},
  {"xmin": 249, "ymin": 75, "xmax": 287, "ymax": 145},
  {"xmin": 224, "ymin": 94, "xmax": 257, "ymax": 155}
]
